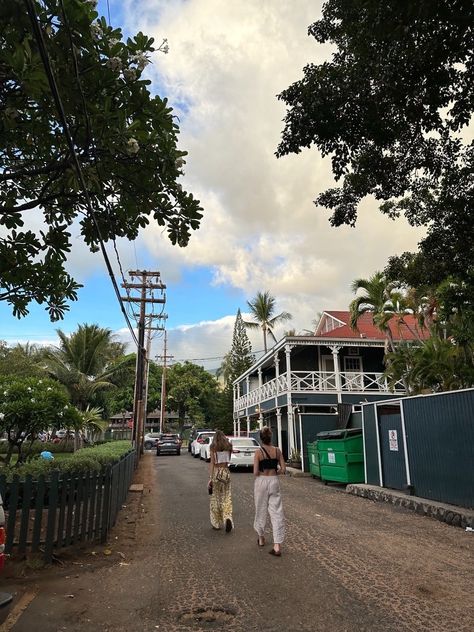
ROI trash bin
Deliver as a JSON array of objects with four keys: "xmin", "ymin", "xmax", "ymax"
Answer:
[
  {"xmin": 316, "ymin": 428, "xmax": 364, "ymax": 484},
  {"xmin": 307, "ymin": 441, "xmax": 320, "ymax": 478}
]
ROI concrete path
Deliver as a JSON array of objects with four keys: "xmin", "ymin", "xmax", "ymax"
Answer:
[{"xmin": 1, "ymin": 452, "xmax": 473, "ymax": 631}]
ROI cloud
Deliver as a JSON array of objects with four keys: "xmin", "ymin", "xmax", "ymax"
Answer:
[{"xmin": 130, "ymin": 0, "xmax": 425, "ymax": 324}]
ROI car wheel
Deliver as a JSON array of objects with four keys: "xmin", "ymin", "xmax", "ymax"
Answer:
[
  {"xmin": 177, "ymin": 450, "xmax": 180, "ymax": 456},
  {"xmin": 145, "ymin": 441, "xmax": 152, "ymax": 450}
]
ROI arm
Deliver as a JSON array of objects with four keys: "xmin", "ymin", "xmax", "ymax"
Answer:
[
  {"xmin": 277, "ymin": 448, "xmax": 286, "ymax": 476},
  {"xmin": 209, "ymin": 450, "xmax": 214, "ymax": 481},
  {"xmin": 253, "ymin": 449, "xmax": 260, "ymax": 477}
]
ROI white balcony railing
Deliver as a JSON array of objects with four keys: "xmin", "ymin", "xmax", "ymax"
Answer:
[{"xmin": 234, "ymin": 370, "xmax": 404, "ymax": 412}]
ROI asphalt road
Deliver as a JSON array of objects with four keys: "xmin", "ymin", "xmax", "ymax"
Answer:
[{"xmin": 1, "ymin": 452, "xmax": 473, "ymax": 632}]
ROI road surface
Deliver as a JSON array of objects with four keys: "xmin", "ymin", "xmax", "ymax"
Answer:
[{"xmin": 1, "ymin": 452, "xmax": 473, "ymax": 631}]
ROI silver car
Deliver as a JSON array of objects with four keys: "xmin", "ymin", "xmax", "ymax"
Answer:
[{"xmin": 229, "ymin": 437, "xmax": 260, "ymax": 469}]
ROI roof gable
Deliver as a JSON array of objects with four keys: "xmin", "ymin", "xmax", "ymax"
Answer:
[{"xmin": 317, "ymin": 311, "xmax": 429, "ymax": 341}]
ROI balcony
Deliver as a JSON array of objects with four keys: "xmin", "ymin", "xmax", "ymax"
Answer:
[{"xmin": 234, "ymin": 370, "xmax": 404, "ymax": 412}]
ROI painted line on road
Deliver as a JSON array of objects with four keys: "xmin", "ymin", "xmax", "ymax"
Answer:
[{"xmin": 1, "ymin": 590, "xmax": 37, "ymax": 631}]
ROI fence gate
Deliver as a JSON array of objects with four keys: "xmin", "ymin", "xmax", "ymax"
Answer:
[{"xmin": 379, "ymin": 410, "xmax": 407, "ymax": 491}]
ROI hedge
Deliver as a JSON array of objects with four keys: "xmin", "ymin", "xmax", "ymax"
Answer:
[{"xmin": 0, "ymin": 441, "xmax": 133, "ymax": 481}]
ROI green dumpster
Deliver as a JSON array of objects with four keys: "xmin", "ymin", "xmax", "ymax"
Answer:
[
  {"xmin": 316, "ymin": 428, "xmax": 364, "ymax": 484},
  {"xmin": 307, "ymin": 441, "xmax": 320, "ymax": 478}
]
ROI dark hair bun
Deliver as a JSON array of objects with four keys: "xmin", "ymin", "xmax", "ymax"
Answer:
[{"xmin": 260, "ymin": 426, "xmax": 272, "ymax": 445}]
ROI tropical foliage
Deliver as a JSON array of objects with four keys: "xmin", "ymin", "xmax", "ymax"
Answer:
[
  {"xmin": 352, "ymin": 269, "xmax": 474, "ymax": 395},
  {"xmin": 0, "ymin": 0, "xmax": 202, "ymax": 320},
  {"xmin": 166, "ymin": 362, "xmax": 223, "ymax": 432},
  {"xmin": 244, "ymin": 291, "xmax": 292, "ymax": 353},
  {"xmin": 277, "ymin": 2, "xmax": 473, "ymax": 281},
  {"xmin": 0, "ymin": 375, "xmax": 82, "ymax": 464},
  {"xmin": 42, "ymin": 324, "xmax": 131, "ymax": 411}
]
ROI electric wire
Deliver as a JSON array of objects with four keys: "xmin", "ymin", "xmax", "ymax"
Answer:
[{"xmin": 25, "ymin": 0, "xmax": 139, "ymax": 348}]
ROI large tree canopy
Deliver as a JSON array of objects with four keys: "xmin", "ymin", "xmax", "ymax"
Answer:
[
  {"xmin": 0, "ymin": 0, "xmax": 202, "ymax": 319},
  {"xmin": 277, "ymin": 1, "xmax": 473, "ymax": 280}
]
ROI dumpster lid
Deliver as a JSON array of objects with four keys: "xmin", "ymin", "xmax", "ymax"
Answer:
[{"xmin": 316, "ymin": 428, "xmax": 362, "ymax": 440}]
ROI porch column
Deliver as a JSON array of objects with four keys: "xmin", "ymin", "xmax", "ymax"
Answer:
[
  {"xmin": 258, "ymin": 367, "xmax": 262, "ymax": 389},
  {"xmin": 245, "ymin": 376, "xmax": 250, "ymax": 400},
  {"xmin": 285, "ymin": 344, "xmax": 295, "ymax": 455},
  {"xmin": 276, "ymin": 407, "xmax": 282, "ymax": 451},
  {"xmin": 233, "ymin": 417, "xmax": 237, "ymax": 436},
  {"xmin": 330, "ymin": 345, "xmax": 342, "ymax": 403},
  {"xmin": 246, "ymin": 416, "xmax": 250, "ymax": 437}
]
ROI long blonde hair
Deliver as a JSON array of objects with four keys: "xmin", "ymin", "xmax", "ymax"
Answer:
[{"xmin": 210, "ymin": 429, "xmax": 231, "ymax": 453}]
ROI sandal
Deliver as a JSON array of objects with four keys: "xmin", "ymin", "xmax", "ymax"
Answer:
[
  {"xmin": 269, "ymin": 548, "xmax": 281, "ymax": 556},
  {"xmin": 257, "ymin": 536, "xmax": 265, "ymax": 547}
]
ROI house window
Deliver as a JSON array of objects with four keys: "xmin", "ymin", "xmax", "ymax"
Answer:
[
  {"xmin": 344, "ymin": 357, "xmax": 362, "ymax": 372},
  {"xmin": 344, "ymin": 356, "xmax": 363, "ymax": 389}
]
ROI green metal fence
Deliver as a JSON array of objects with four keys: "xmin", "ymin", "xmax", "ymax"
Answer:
[{"xmin": 0, "ymin": 451, "xmax": 135, "ymax": 563}]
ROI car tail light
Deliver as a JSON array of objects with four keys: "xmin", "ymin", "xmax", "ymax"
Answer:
[
  {"xmin": 197, "ymin": 438, "xmax": 204, "ymax": 443},
  {"xmin": 0, "ymin": 527, "xmax": 5, "ymax": 546},
  {"xmin": 0, "ymin": 554, "xmax": 4, "ymax": 571},
  {"xmin": 232, "ymin": 449, "xmax": 240, "ymax": 453}
]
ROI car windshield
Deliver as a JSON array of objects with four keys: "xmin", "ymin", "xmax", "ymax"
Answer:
[
  {"xmin": 160, "ymin": 435, "xmax": 178, "ymax": 440},
  {"xmin": 231, "ymin": 439, "xmax": 259, "ymax": 447},
  {"xmin": 198, "ymin": 433, "xmax": 214, "ymax": 440}
]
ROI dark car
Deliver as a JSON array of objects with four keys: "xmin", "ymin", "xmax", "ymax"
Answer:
[
  {"xmin": 187, "ymin": 427, "xmax": 213, "ymax": 452},
  {"xmin": 156, "ymin": 434, "xmax": 181, "ymax": 456}
]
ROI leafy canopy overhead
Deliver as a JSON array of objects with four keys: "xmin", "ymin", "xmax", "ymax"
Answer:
[
  {"xmin": 0, "ymin": 0, "xmax": 202, "ymax": 320},
  {"xmin": 277, "ymin": 1, "xmax": 473, "ymax": 279}
]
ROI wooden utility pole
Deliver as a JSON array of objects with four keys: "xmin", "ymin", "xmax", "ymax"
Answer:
[
  {"xmin": 156, "ymin": 331, "xmax": 174, "ymax": 433},
  {"xmin": 122, "ymin": 271, "xmax": 166, "ymax": 461}
]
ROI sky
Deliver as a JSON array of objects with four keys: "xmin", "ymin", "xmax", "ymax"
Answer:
[{"xmin": 0, "ymin": 0, "xmax": 425, "ymax": 370}]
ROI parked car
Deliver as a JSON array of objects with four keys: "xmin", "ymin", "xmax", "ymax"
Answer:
[
  {"xmin": 199, "ymin": 435, "xmax": 214, "ymax": 462},
  {"xmin": 191, "ymin": 431, "xmax": 215, "ymax": 458},
  {"xmin": 156, "ymin": 434, "xmax": 181, "ymax": 456},
  {"xmin": 0, "ymin": 493, "xmax": 13, "ymax": 624},
  {"xmin": 187, "ymin": 427, "xmax": 213, "ymax": 452},
  {"xmin": 144, "ymin": 432, "xmax": 161, "ymax": 450},
  {"xmin": 229, "ymin": 436, "xmax": 260, "ymax": 469}
]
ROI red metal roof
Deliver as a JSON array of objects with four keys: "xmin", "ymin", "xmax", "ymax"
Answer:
[{"xmin": 316, "ymin": 311, "xmax": 429, "ymax": 341}]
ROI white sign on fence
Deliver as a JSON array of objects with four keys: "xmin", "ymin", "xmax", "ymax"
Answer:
[
  {"xmin": 389, "ymin": 429, "xmax": 399, "ymax": 451},
  {"xmin": 328, "ymin": 451, "xmax": 336, "ymax": 464}
]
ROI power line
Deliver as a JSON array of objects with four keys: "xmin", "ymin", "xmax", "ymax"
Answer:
[{"xmin": 25, "ymin": 0, "xmax": 139, "ymax": 348}]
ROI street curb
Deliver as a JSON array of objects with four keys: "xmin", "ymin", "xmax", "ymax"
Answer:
[{"xmin": 346, "ymin": 484, "xmax": 474, "ymax": 529}]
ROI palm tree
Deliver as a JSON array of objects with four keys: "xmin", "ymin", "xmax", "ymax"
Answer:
[
  {"xmin": 244, "ymin": 291, "xmax": 292, "ymax": 353},
  {"xmin": 43, "ymin": 324, "xmax": 132, "ymax": 448},
  {"xmin": 349, "ymin": 272, "xmax": 397, "ymax": 352}
]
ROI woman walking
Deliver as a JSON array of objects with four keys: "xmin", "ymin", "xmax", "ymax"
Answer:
[
  {"xmin": 208, "ymin": 430, "xmax": 233, "ymax": 532},
  {"xmin": 253, "ymin": 426, "xmax": 286, "ymax": 556}
]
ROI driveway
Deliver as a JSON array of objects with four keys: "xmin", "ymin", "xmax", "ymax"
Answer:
[{"xmin": 1, "ymin": 452, "xmax": 473, "ymax": 631}]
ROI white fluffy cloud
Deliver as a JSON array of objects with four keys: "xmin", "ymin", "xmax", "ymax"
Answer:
[{"xmin": 116, "ymin": 0, "xmax": 425, "ymax": 365}]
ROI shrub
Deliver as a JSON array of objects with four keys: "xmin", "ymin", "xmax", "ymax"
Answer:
[{"xmin": 0, "ymin": 440, "xmax": 132, "ymax": 481}]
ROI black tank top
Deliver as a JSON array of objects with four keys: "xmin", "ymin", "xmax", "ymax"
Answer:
[{"xmin": 259, "ymin": 445, "xmax": 279, "ymax": 472}]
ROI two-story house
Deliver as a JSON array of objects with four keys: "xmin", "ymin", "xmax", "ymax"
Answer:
[{"xmin": 233, "ymin": 310, "xmax": 427, "ymax": 461}]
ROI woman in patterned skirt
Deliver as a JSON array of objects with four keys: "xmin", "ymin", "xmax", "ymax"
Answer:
[{"xmin": 208, "ymin": 430, "xmax": 233, "ymax": 532}]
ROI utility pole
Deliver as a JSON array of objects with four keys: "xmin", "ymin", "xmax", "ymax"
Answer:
[
  {"xmin": 156, "ymin": 331, "xmax": 174, "ymax": 434},
  {"xmin": 143, "ymin": 314, "xmax": 167, "ymax": 446},
  {"xmin": 122, "ymin": 271, "xmax": 166, "ymax": 462}
]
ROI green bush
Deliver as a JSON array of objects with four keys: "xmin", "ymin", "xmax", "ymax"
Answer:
[{"xmin": 1, "ymin": 440, "xmax": 132, "ymax": 481}]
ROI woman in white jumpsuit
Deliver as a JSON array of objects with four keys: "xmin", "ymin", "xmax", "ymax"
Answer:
[{"xmin": 253, "ymin": 426, "xmax": 286, "ymax": 556}]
